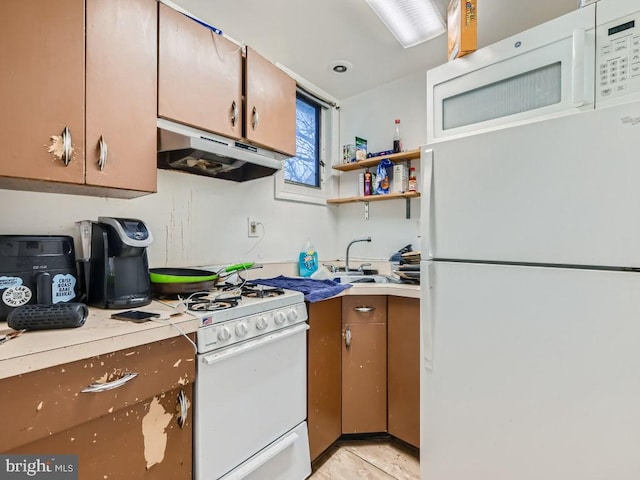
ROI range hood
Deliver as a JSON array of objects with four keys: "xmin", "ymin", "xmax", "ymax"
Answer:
[{"xmin": 157, "ymin": 118, "xmax": 288, "ymax": 182}]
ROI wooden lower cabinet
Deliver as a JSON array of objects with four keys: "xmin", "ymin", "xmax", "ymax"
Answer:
[
  {"xmin": 8, "ymin": 386, "xmax": 193, "ymax": 478},
  {"xmin": 341, "ymin": 296, "xmax": 387, "ymax": 434},
  {"xmin": 388, "ymin": 296, "xmax": 420, "ymax": 448},
  {"xmin": 307, "ymin": 298, "xmax": 342, "ymax": 462},
  {"xmin": 1, "ymin": 336, "xmax": 195, "ymax": 478}
]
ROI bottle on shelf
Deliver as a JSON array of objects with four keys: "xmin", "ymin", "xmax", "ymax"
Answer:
[
  {"xmin": 393, "ymin": 119, "xmax": 403, "ymax": 153},
  {"xmin": 408, "ymin": 167, "xmax": 417, "ymax": 192},
  {"xmin": 364, "ymin": 169, "xmax": 372, "ymax": 196}
]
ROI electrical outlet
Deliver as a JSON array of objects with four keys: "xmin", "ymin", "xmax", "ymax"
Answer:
[{"xmin": 247, "ymin": 217, "xmax": 259, "ymax": 237}]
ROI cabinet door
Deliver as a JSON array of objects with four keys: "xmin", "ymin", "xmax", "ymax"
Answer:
[
  {"xmin": 307, "ymin": 298, "xmax": 342, "ymax": 461},
  {"xmin": 85, "ymin": 0, "xmax": 157, "ymax": 192},
  {"xmin": 245, "ymin": 47, "xmax": 296, "ymax": 156},
  {"xmin": 9, "ymin": 386, "xmax": 193, "ymax": 479},
  {"xmin": 388, "ymin": 296, "xmax": 420, "ymax": 448},
  {"xmin": 158, "ymin": 3, "xmax": 242, "ymax": 139},
  {"xmin": 342, "ymin": 296, "xmax": 387, "ymax": 434},
  {"xmin": 0, "ymin": 0, "xmax": 85, "ymax": 184}
]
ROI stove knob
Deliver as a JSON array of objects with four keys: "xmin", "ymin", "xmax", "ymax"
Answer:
[
  {"xmin": 275, "ymin": 311, "xmax": 286, "ymax": 325},
  {"xmin": 217, "ymin": 326, "xmax": 231, "ymax": 341},
  {"xmin": 235, "ymin": 322, "xmax": 248, "ymax": 337},
  {"xmin": 256, "ymin": 316, "xmax": 268, "ymax": 330},
  {"xmin": 287, "ymin": 308, "xmax": 298, "ymax": 322}
]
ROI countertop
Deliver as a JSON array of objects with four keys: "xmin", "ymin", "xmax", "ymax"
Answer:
[
  {"xmin": 0, "ymin": 283, "xmax": 419, "ymax": 380},
  {"xmin": 341, "ymin": 282, "xmax": 420, "ymax": 299}
]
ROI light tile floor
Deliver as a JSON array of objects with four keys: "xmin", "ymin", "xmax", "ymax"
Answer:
[{"xmin": 309, "ymin": 439, "xmax": 420, "ymax": 480}]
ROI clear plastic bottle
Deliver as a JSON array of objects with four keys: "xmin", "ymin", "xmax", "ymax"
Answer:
[
  {"xmin": 393, "ymin": 119, "xmax": 402, "ymax": 153},
  {"xmin": 299, "ymin": 240, "xmax": 318, "ymax": 277},
  {"xmin": 408, "ymin": 167, "xmax": 417, "ymax": 192}
]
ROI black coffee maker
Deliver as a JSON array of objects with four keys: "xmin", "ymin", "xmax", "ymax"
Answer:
[{"xmin": 83, "ymin": 217, "xmax": 153, "ymax": 309}]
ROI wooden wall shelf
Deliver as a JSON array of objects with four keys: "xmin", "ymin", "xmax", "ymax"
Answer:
[
  {"xmin": 333, "ymin": 148, "xmax": 420, "ymax": 172},
  {"xmin": 326, "ymin": 191, "xmax": 420, "ymax": 205}
]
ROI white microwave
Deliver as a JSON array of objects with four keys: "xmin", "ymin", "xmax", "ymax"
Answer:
[{"xmin": 426, "ymin": 0, "xmax": 640, "ymax": 143}]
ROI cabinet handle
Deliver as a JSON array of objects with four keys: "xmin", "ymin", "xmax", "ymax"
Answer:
[
  {"xmin": 345, "ymin": 326, "xmax": 351, "ymax": 348},
  {"xmin": 353, "ymin": 306, "xmax": 375, "ymax": 313},
  {"xmin": 98, "ymin": 135, "xmax": 108, "ymax": 171},
  {"xmin": 251, "ymin": 106, "xmax": 259, "ymax": 130},
  {"xmin": 80, "ymin": 372, "xmax": 138, "ymax": 393},
  {"xmin": 230, "ymin": 100, "xmax": 239, "ymax": 127},
  {"xmin": 61, "ymin": 126, "xmax": 72, "ymax": 166},
  {"xmin": 177, "ymin": 389, "xmax": 189, "ymax": 428}
]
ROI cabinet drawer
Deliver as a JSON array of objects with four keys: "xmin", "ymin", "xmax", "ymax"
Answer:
[
  {"xmin": 0, "ymin": 335, "xmax": 195, "ymax": 452},
  {"xmin": 342, "ymin": 296, "xmax": 387, "ymax": 325}
]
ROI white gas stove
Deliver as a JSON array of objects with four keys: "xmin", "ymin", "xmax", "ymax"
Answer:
[
  {"xmin": 188, "ymin": 281, "xmax": 311, "ymax": 480},
  {"xmin": 186, "ymin": 283, "xmax": 307, "ymax": 352}
]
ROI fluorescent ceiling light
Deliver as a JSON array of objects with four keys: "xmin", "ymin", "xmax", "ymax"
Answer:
[{"xmin": 364, "ymin": 0, "xmax": 446, "ymax": 48}]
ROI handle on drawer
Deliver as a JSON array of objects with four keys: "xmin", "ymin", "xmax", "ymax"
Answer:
[
  {"xmin": 353, "ymin": 306, "xmax": 375, "ymax": 313},
  {"xmin": 80, "ymin": 372, "xmax": 138, "ymax": 393}
]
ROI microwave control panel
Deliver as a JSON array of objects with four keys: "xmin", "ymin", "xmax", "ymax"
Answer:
[{"xmin": 596, "ymin": 12, "xmax": 640, "ymax": 102}]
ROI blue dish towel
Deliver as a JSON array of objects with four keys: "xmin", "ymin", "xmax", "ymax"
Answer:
[{"xmin": 251, "ymin": 276, "xmax": 351, "ymax": 303}]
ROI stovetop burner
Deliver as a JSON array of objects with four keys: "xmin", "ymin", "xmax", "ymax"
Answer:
[
  {"xmin": 241, "ymin": 284, "xmax": 285, "ymax": 298},
  {"xmin": 187, "ymin": 298, "xmax": 239, "ymax": 312},
  {"xmin": 185, "ymin": 292, "xmax": 241, "ymax": 312}
]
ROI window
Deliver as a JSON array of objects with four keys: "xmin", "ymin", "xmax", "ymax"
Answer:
[
  {"xmin": 274, "ymin": 71, "xmax": 338, "ymax": 205},
  {"xmin": 285, "ymin": 95, "xmax": 321, "ymax": 188}
]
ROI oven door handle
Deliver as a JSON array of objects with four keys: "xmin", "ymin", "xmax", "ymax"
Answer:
[
  {"xmin": 202, "ymin": 323, "xmax": 309, "ymax": 366},
  {"xmin": 219, "ymin": 430, "xmax": 299, "ymax": 480}
]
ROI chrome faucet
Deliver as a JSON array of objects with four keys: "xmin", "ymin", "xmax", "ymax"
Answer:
[{"xmin": 345, "ymin": 237, "xmax": 371, "ymax": 272}]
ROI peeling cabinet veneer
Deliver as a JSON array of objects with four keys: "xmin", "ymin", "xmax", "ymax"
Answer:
[{"xmin": 142, "ymin": 396, "xmax": 174, "ymax": 469}]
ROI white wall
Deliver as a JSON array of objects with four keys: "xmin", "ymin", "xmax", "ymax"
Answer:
[
  {"xmin": 0, "ymin": 170, "xmax": 338, "ymax": 268},
  {"xmin": 336, "ymin": 71, "xmax": 426, "ymax": 260}
]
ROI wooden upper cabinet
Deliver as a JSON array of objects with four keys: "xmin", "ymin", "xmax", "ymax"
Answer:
[
  {"xmin": 244, "ymin": 47, "xmax": 297, "ymax": 156},
  {"xmin": 0, "ymin": 0, "xmax": 85, "ymax": 184},
  {"xmin": 158, "ymin": 4, "xmax": 242, "ymax": 140},
  {"xmin": 0, "ymin": 0, "xmax": 157, "ymax": 195},
  {"xmin": 85, "ymin": 0, "xmax": 157, "ymax": 192}
]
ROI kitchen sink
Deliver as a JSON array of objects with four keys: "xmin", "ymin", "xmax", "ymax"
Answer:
[{"xmin": 331, "ymin": 273, "xmax": 401, "ymax": 284}]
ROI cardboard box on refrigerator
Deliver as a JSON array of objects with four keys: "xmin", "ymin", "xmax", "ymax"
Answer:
[
  {"xmin": 392, "ymin": 164, "xmax": 408, "ymax": 194},
  {"xmin": 447, "ymin": 0, "xmax": 477, "ymax": 61}
]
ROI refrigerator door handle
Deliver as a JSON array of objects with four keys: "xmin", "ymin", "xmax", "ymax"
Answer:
[
  {"xmin": 422, "ymin": 260, "xmax": 434, "ymax": 370},
  {"xmin": 421, "ymin": 147, "xmax": 434, "ymax": 260}
]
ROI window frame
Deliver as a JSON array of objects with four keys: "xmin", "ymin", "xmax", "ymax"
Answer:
[{"xmin": 274, "ymin": 67, "xmax": 339, "ymax": 205}]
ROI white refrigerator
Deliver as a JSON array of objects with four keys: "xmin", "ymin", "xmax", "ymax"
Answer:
[{"xmin": 419, "ymin": 99, "xmax": 640, "ymax": 479}]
